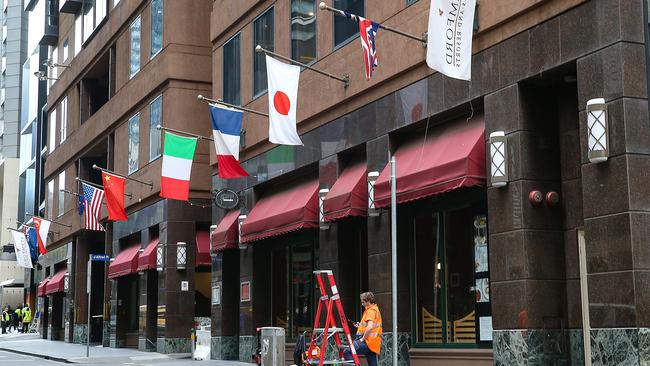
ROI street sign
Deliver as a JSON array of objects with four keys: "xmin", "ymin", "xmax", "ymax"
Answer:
[{"xmin": 90, "ymin": 254, "xmax": 111, "ymax": 261}]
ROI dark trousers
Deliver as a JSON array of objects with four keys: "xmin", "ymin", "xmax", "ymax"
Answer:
[
  {"xmin": 22, "ymin": 322, "xmax": 29, "ymax": 333},
  {"xmin": 344, "ymin": 337, "xmax": 378, "ymax": 366},
  {"xmin": 1, "ymin": 321, "xmax": 5, "ymax": 334}
]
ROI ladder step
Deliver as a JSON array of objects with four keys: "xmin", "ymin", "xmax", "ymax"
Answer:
[
  {"xmin": 313, "ymin": 328, "xmax": 344, "ymax": 333},
  {"xmin": 306, "ymin": 360, "xmax": 356, "ymax": 365}
]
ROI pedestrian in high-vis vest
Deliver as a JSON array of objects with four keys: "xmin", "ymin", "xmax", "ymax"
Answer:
[
  {"xmin": 21, "ymin": 304, "xmax": 31, "ymax": 333},
  {"xmin": 1, "ymin": 306, "xmax": 9, "ymax": 334},
  {"xmin": 344, "ymin": 292, "xmax": 383, "ymax": 366},
  {"xmin": 12, "ymin": 307, "xmax": 21, "ymax": 333}
]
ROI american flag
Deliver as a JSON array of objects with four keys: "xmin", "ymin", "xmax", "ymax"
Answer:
[
  {"xmin": 81, "ymin": 182, "xmax": 105, "ymax": 231},
  {"xmin": 339, "ymin": 11, "xmax": 380, "ymax": 80}
]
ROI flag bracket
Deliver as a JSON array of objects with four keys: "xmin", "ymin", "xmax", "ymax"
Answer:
[
  {"xmin": 16, "ymin": 220, "xmax": 59, "ymax": 235},
  {"xmin": 156, "ymin": 125, "xmax": 213, "ymax": 141},
  {"xmin": 75, "ymin": 177, "xmax": 134, "ymax": 198},
  {"xmin": 25, "ymin": 213, "xmax": 72, "ymax": 228},
  {"xmin": 197, "ymin": 95, "xmax": 269, "ymax": 117},
  {"xmin": 91, "ymin": 165, "xmax": 154, "ymax": 189},
  {"xmin": 319, "ymin": 2, "xmax": 427, "ymax": 45},
  {"xmin": 60, "ymin": 189, "xmax": 81, "ymax": 198},
  {"xmin": 256, "ymin": 45, "xmax": 350, "ymax": 88}
]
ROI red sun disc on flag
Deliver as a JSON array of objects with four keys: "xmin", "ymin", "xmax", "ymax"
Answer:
[{"xmin": 273, "ymin": 91, "xmax": 291, "ymax": 116}]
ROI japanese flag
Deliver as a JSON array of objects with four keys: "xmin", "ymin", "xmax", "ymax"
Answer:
[{"xmin": 266, "ymin": 55, "xmax": 303, "ymax": 146}]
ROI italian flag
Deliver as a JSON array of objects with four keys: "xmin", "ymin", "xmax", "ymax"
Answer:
[{"xmin": 160, "ymin": 132, "xmax": 198, "ymax": 201}]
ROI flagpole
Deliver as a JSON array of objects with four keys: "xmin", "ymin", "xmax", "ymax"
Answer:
[
  {"xmin": 16, "ymin": 220, "xmax": 59, "ymax": 235},
  {"xmin": 25, "ymin": 213, "xmax": 72, "ymax": 228},
  {"xmin": 156, "ymin": 125, "xmax": 213, "ymax": 141},
  {"xmin": 60, "ymin": 189, "xmax": 81, "ymax": 198},
  {"xmin": 255, "ymin": 45, "xmax": 350, "ymax": 87},
  {"xmin": 75, "ymin": 177, "xmax": 134, "ymax": 198},
  {"xmin": 319, "ymin": 2, "xmax": 427, "ymax": 44},
  {"xmin": 197, "ymin": 95, "xmax": 269, "ymax": 117},
  {"xmin": 91, "ymin": 165, "xmax": 154, "ymax": 189}
]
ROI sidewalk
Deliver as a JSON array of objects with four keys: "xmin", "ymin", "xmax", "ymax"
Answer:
[{"xmin": 0, "ymin": 334, "xmax": 255, "ymax": 365}]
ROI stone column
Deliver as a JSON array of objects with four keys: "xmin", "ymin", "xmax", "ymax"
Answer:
[
  {"xmin": 577, "ymin": 40, "xmax": 650, "ymax": 364},
  {"xmin": 157, "ymin": 216, "xmax": 196, "ymax": 354},
  {"xmin": 138, "ymin": 229, "xmax": 157, "ymax": 352},
  {"xmin": 73, "ymin": 235, "xmax": 89, "ymax": 344},
  {"xmin": 486, "ymin": 83, "xmax": 568, "ymax": 364},
  {"xmin": 104, "ymin": 223, "xmax": 114, "ymax": 347},
  {"xmin": 238, "ymin": 187, "xmax": 255, "ymax": 362},
  {"xmin": 211, "ymin": 249, "xmax": 239, "ymax": 360}
]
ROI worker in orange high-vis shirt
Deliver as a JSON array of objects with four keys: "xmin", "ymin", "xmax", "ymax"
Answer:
[{"xmin": 344, "ymin": 292, "xmax": 382, "ymax": 366}]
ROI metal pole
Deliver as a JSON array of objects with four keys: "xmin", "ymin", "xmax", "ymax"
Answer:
[
  {"xmin": 92, "ymin": 165, "xmax": 153, "ymax": 188},
  {"xmin": 75, "ymin": 177, "xmax": 133, "ymax": 198},
  {"xmin": 255, "ymin": 45, "xmax": 349, "ymax": 87},
  {"xmin": 25, "ymin": 213, "xmax": 73, "ymax": 228},
  {"xmin": 156, "ymin": 125, "xmax": 213, "ymax": 141},
  {"xmin": 197, "ymin": 95, "xmax": 269, "ymax": 117},
  {"xmin": 319, "ymin": 2, "xmax": 427, "ymax": 44},
  {"xmin": 390, "ymin": 156, "xmax": 398, "ymax": 366},
  {"xmin": 86, "ymin": 255, "xmax": 91, "ymax": 358}
]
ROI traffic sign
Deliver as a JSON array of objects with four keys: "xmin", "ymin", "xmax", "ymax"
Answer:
[{"xmin": 90, "ymin": 254, "xmax": 111, "ymax": 261}]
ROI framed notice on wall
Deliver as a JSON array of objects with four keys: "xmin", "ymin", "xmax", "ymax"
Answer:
[
  {"xmin": 240, "ymin": 281, "xmax": 251, "ymax": 303},
  {"xmin": 212, "ymin": 283, "xmax": 221, "ymax": 305}
]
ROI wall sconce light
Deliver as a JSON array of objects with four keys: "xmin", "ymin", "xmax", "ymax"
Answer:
[
  {"xmin": 319, "ymin": 189, "xmax": 330, "ymax": 230},
  {"xmin": 489, "ymin": 131, "xmax": 508, "ymax": 187},
  {"xmin": 586, "ymin": 98, "xmax": 608, "ymax": 163},
  {"xmin": 209, "ymin": 224, "xmax": 218, "ymax": 257},
  {"xmin": 63, "ymin": 272, "xmax": 70, "ymax": 292},
  {"xmin": 237, "ymin": 215, "xmax": 247, "ymax": 250},
  {"xmin": 368, "ymin": 171, "xmax": 380, "ymax": 217},
  {"xmin": 156, "ymin": 241, "xmax": 165, "ymax": 272},
  {"xmin": 176, "ymin": 242, "xmax": 187, "ymax": 270}
]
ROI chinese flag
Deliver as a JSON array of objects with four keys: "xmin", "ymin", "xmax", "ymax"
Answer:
[{"xmin": 102, "ymin": 172, "xmax": 128, "ymax": 221}]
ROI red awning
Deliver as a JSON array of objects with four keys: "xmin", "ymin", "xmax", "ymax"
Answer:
[
  {"xmin": 108, "ymin": 245, "xmax": 141, "ymax": 279},
  {"xmin": 196, "ymin": 231, "xmax": 211, "ymax": 267},
  {"xmin": 241, "ymin": 179, "xmax": 319, "ymax": 243},
  {"xmin": 136, "ymin": 238, "xmax": 160, "ymax": 272},
  {"xmin": 37, "ymin": 277, "xmax": 50, "ymax": 297},
  {"xmin": 212, "ymin": 210, "xmax": 240, "ymax": 252},
  {"xmin": 375, "ymin": 117, "xmax": 486, "ymax": 208},
  {"xmin": 323, "ymin": 162, "xmax": 367, "ymax": 222},
  {"xmin": 45, "ymin": 269, "xmax": 67, "ymax": 295}
]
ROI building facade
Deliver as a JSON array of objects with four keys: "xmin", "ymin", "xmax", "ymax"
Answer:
[
  {"xmin": 36, "ymin": 0, "xmax": 213, "ymax": 352},
  {"xmin": 209, "ymin": 0, "xmax": 650, "ymax": 365}
]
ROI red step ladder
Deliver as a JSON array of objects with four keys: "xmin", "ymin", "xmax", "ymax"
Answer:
[{"xmin": 306, "ymin": 270, "xmax": 360, "ymax": 366}]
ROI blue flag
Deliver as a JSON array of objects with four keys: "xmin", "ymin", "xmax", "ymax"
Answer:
[
  {"xmin": 78, "ymin": 194, "xmax": 85, "ymax": 215},
  {"xmin": 26, "ymin": 227, "xmax": 38, "ymax": 261}
]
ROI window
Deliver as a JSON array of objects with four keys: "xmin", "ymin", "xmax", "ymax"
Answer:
[
  {"xmin": 63, "ymin": 38, "xmax": 69, "ymax": 62},
  {"xmin": 272, "ymin": 241, "xmax": 315, "ymax": 339},
  {"xmin": 149, "ymin": 95, "xmax": 162, "ymax": 161},
  {"xmin": 150, "ymin": 0, "xmax": 163, "ymax": 58},
  {"xmin": 128, "ymin": 114, "xmax": 140, "ymax": 174},
  {"xmin": 253, "ymin": 8, "xmax": 274, "ymax": 97},
  {"xmin": 291, "ymin": 0, "xmax": 316, "ymax": 64},
  {"xmin": 407, "ymin": 0, "xmax": 418, "ymax": 4},
  {"xmin": 57, "ymin": 172, "xmax": 65, "ymax": 217},
  {"xmin": 413, "ymin": 206, "xmax": 491, "ymax": 346},
  {"xmin": 75, "ymin": 15, "xmax": 82, "ymax": 56},
  {"xmin": 60, "ymin": 97, "xmax": 67, "ymax": 143},
  {"xmin": 129, "ymin": 15, "xmax": 141, "ymax": 78},
  {"xmin": 222, "ymin": 34, "xmax": 240, "ymax": 105},
  {"xmin": 82, "ymin": 0, "xmax": 107, "ymax": 43},
  {"xmin": 48, "ymin": 107, "xmax": 56, "ymax": 153},
  {"xmin": 47, "ymin": 180, "xmax": 54, "ymax": 219},
  {"xmin": 114, "ymin": 0, "xmax": 120, "ymax": 6},
  {"xmin": 333, "ymin": 0, "xmax": 364, "ymax": 46}
]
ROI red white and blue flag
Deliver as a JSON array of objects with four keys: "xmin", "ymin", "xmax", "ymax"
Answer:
[
  {"xmin": 338, "ymin": 10, "xmax": 380, "ymax": 80},
  {"xmin": 32, "ymin": 217, "xmax": 50, "ymax": 255},
  {"xmin": 81, "ymin": 182, "xmax": 105, "ymax": 231},
  {"xmin": 209, "ymin": 103, "xmax": 249, "ymax": 178}
]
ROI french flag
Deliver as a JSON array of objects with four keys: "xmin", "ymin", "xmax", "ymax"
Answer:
[{"xmin": 209, "ymin": 103, "xmax": 249, "ymax": 178}]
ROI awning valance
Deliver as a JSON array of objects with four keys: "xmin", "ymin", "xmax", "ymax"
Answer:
[
  {"xmin": 45, "ymin": 269, "xmax": 67, "ymax": 295},
  {"xmin": 37, "ymin": 277, "xmax": 50, "ymax": 297},
  {"xmin": 108, "ymin": 245, "xmax": 141, "ymax": 279},
  {"xmin": 241, "ymin": 179, "xmax": 319, "ymax": 243},
  {"xmin": 323, "ymin": 162, "xmax": 367, "ymax": 222},
  {"xmin": 196, "ymin": 231, "xmax": 211, "ymax": 267},
  {"xmin": 212, "ymin": 210, "xmax": 240, "ymax": 252},
  {"xmin": 136, "ymin": 238, "xmax": 159, "ymax": 272},
  {"xmin": 375, "ymin": 117, "xmax": 486, "ymax": 208}
]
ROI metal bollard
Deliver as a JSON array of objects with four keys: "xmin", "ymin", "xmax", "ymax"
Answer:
[{"xmin": 190, "ymin": 327, "xmax": 195, "ymax": 357}]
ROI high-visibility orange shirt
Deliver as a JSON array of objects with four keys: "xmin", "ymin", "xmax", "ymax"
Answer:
[{"xmin": 357, "ymin": 304, "xmax": 382, "ymax": 354}]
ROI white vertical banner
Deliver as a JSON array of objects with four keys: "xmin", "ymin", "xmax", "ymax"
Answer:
[
  {"xmin": 426, "ymin": 0, "xmax": 477, "ymax": 81},
  {"xmin": 11, "ymin": 230, "xmax": 33, "ymax": 269}
]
